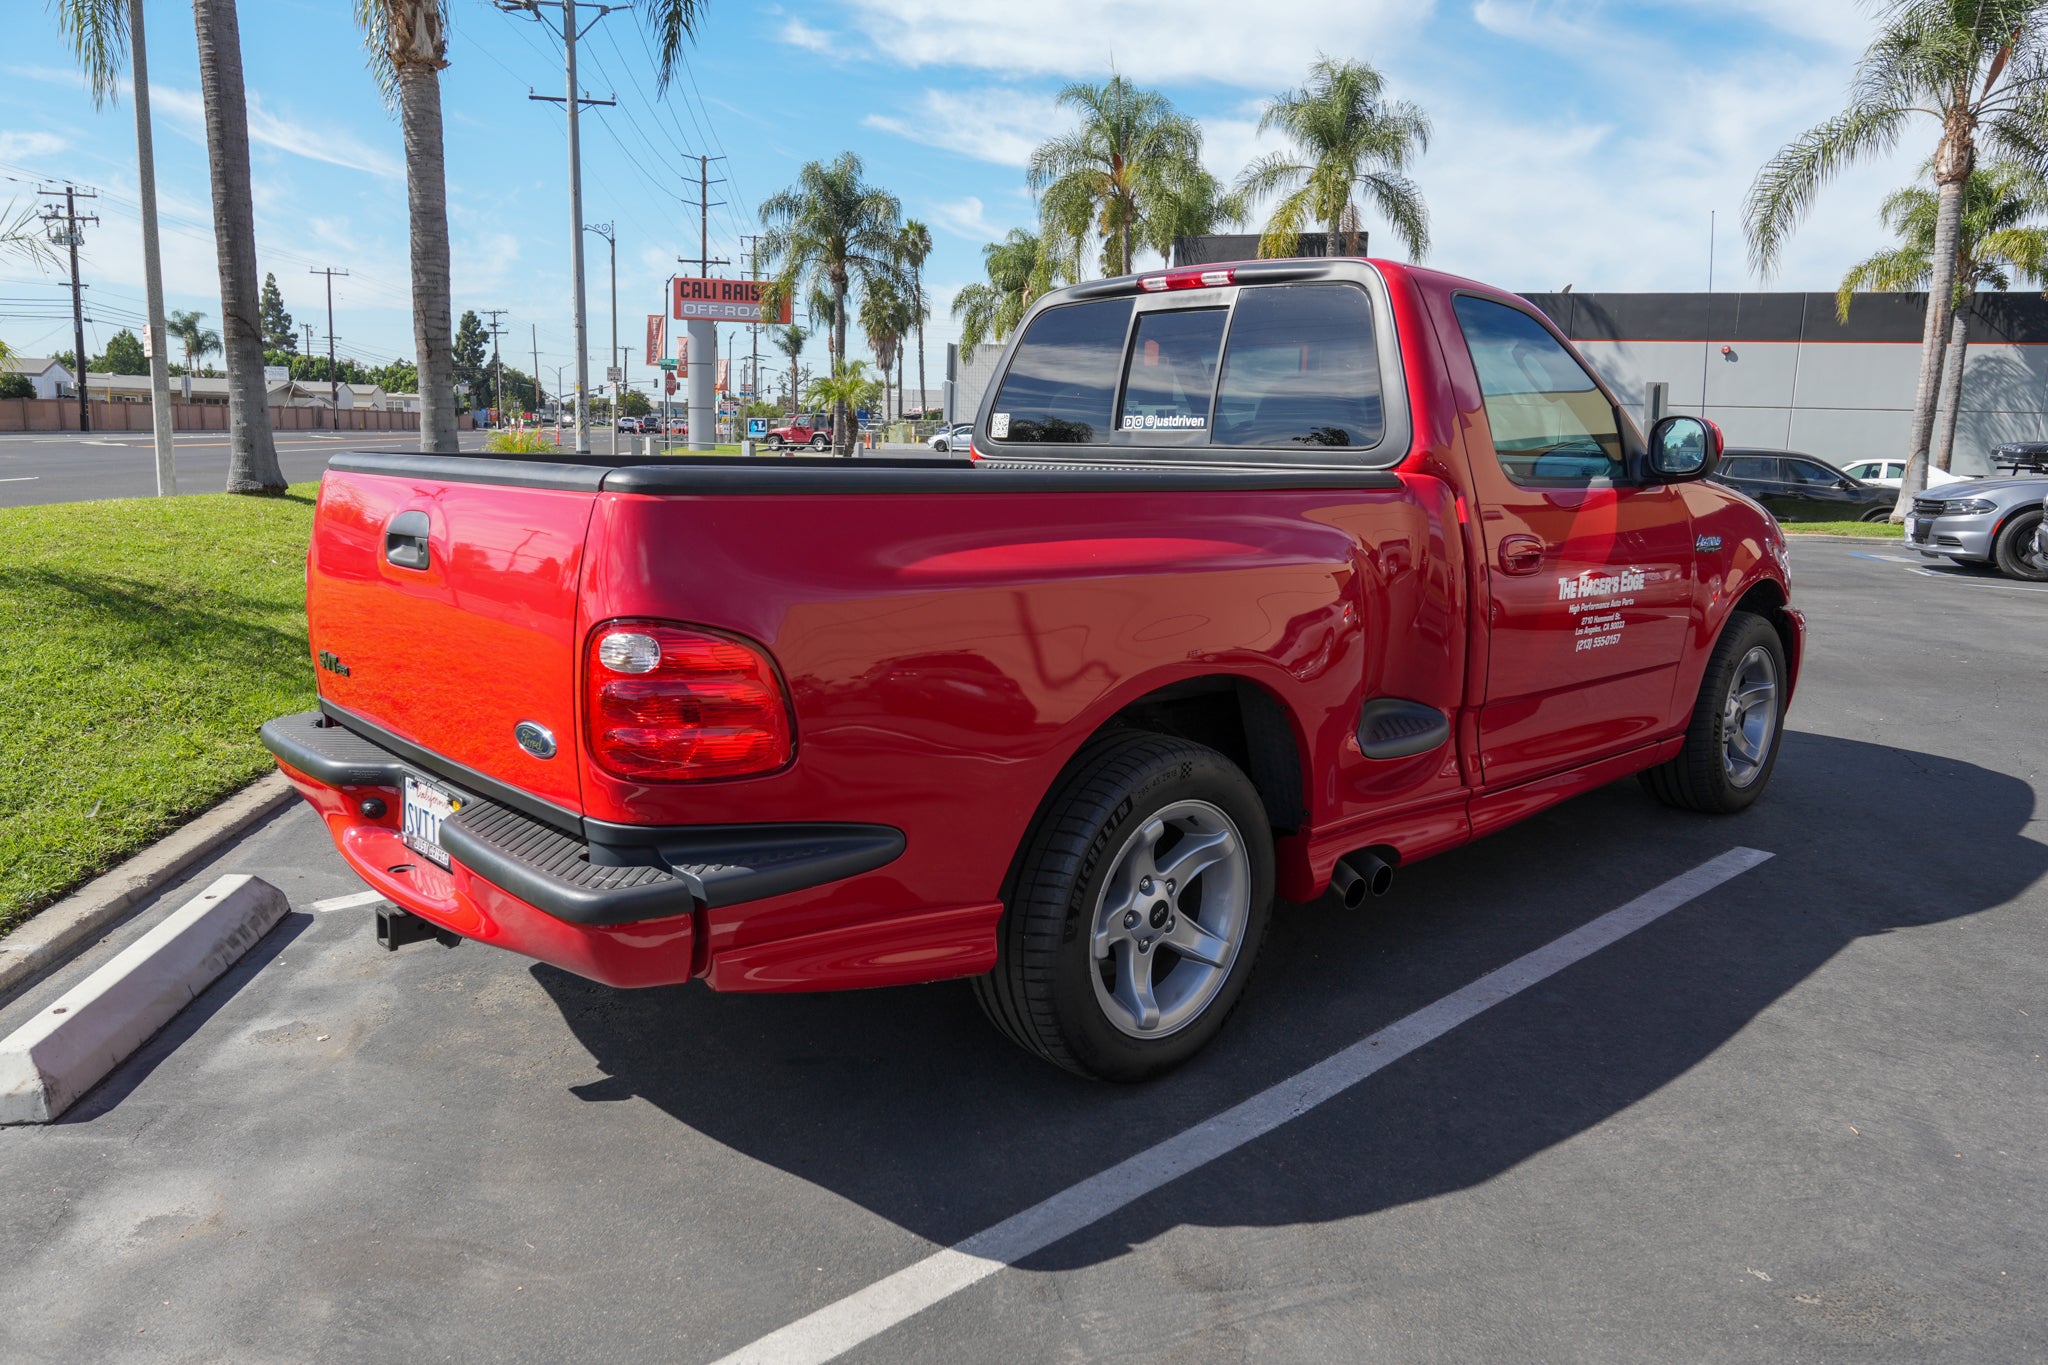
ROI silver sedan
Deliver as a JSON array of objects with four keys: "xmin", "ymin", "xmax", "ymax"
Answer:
[{"xmin": 1909, "ymin": 477, "xmax": 2048, "ymax": 579}]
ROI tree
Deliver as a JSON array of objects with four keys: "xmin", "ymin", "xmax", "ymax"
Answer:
[
  {"xmin": 1839, "ymin": 160, "xmax": 2048, "ymax": 471},
  {"xmin": 1746, "ymin": 0, "xmax": 2048, "ymax": 517},
  {"xmin": 258, "ymin": 271, "xmax": 296, "ymax": 354},
  {"xmin": 97, "ymin": 328, "xmax": 148, "ymax": 373},
  {"xmin": 803, "ymin": 360, "xmax": 875, "ymax": 454},
  {"xmin": 370, "ymin": 359, "xmax": 420, "ymax": 394},
  {"xmin": 1234, "ymin": 56, "xmax": 1431, "ymax": 261},
  {"xmin": 167, "ymin": 309, "xmax": 222, "ymax": 383},
  {"xmin": 0, "ymin": 199, "xmax": 58, "ymax": 368},
  {"xmin": 453, "ymin": 309, "xmax": 488, "ymax": 404},
  {"xmin": 47, "ymin": 0, "xmax": 176, "ymax": 492},
  {"xmin": 770, "ymin": 323, "xmax": 808, "ymax": 420},
  {"xmin": 644, "ymin": 0, "xmax": 709, "ymax": 92},
  {"xmin": 759, "ymin": 153, "xmax": 903, "ymax": 453},
  {"xmin": 953, "ymin": 228, "xmax": 1071, "ymax": 361},
  {"xmin": 0, "ymin": 373, "xmax": 33, "ymax": 400},
  {"xmin": 859, "ymin": 276, "xmax": 914, "ymax": 420},
  {"xmin": 1028, "ymin": 75, "xmax": 1206, "ymax": 277},
  {"xmin": 356, "ymin": 0, "xmax": 460, "ymax": 455},
  {"xmin": 189, "ymin": 0, "xmax": 283, "ymax": 491},
  {"xmin": 618, "ymin": 389, "xmax": 652, "ymax": 418},
  {"xmin": 1141, "ymin": 165, "xmax": 1246, "ymax": 265},
  {"xmin": 898, "ymin": 220, "xmax": 932, "ymax": 418}
]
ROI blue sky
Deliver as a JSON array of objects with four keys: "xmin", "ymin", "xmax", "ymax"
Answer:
[{"xmin": 1, "ymin": 0, "xmax": 1923, "ymax": 400}]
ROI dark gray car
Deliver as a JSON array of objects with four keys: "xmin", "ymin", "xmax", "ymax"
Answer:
[{"xmin": 1908, "ymin": 476, "xmax": 2048, "ymax": 579}]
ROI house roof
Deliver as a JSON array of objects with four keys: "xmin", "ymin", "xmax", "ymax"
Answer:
[
  {"xmin": 1, "ymin": 356, "xmax": 72, "ymax": 378},
  {"xmin": 83, "ymin": 371, "xmax": 320, "ymax": 400}
]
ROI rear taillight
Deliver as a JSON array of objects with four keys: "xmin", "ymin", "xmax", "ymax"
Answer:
[
  {"xmin": 585, "ymin": 621, "xmax": 793, "ymax": 781},
  {"xmin": 1137, "ymin": 268, "xmax": 1235, "ymax": 292}
]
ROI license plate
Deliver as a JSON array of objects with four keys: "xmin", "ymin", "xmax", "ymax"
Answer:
[
  {"xmin": 401, "ymin": 775, "xmax": 460, "ymax": 868},
  {"xmin": 1909, "ymin": 517, "xmax": 1931, "ymax": 543}
]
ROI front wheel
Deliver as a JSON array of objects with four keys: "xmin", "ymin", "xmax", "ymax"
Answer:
[
  {"xmin": 1861, "ymin": 508, "xmax": 1893, "ymax": 523},
  {"xmin": 1640, "ymin": 609, "xmax": 1786, "ymax": 814},
  {"xmin": 1992, "ymin": 509, "xmax": 2048, "ymax": 581},
  {"xmin": 973, "ymin": 733, "xmax": 1273, "ymax": 1080}
]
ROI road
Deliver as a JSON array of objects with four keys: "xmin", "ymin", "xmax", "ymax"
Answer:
[
  {"xmin": 0, "ymin": 431, "xmax": 953, "ymax": 507},
  {"xmin": 1, "ymin": 543, "xmax": 2043, "ymax": 1362}
]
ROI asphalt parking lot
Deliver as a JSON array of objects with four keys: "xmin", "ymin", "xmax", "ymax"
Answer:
[{"xmin": 1, "ymin": 542, "xmax": 2043, "ymax": 1363}]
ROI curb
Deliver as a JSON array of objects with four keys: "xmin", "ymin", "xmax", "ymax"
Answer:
[
  {"xmin": 0, "ymin": 771, "xmax": 295, "ymax": 1000},
  {"xmin": 0, "ymin": 874, "xmax": 288, "ymax": 1123}
]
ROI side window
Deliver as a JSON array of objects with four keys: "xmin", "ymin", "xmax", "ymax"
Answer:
[
  {"xmin": 1717, "ymin": 456, "xmax": 1776, "ymax": 480},
  {"xmin": 1452, "ymin": 295, "xmax": 1624, "ymax": 485},
  {"xmin": 1213, "ymin": 284, "xmax": 1383, "ymax": 448},
  {"xmin": 1784, "ymin": 458, "xmax": 1841, "ymax": 485},
  {"xmin": 1117, "ymin": 309, "xmax": 1226, "ymax": 438},
  {"xmin": 988, "ymin": 299, "xmax": 1133, "ymax": 444}
]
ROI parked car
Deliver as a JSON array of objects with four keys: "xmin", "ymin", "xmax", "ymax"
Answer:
[
  {"xmin": 928, "ymin": 423, "xmax": 973, "ymax": 453},
  {"xmin": 1709, "ymin": 449, "xmax": 1898, "ymax": 521},
  {"xmin": 764, "ymin": 413, "xmax": 833, "ymax": 450},
  {"xmin": 616, "ymin": 416, "xmax": 646, "ymax": 433},
  {"xmin": 1907, "ymin": 476, "xmax": 2048, "ymax": 579},
  {"xmin": 262, "ymin": 258, "xmax": 1802, "ymax": 1080},
  {"xmin": 1839, "ymin": 458, "xmax": 1972, "ymax": 489}
]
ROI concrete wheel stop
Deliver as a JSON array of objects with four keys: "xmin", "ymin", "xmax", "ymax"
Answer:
[{"xmin": 0, "ymin": 874, "xmax": 289, "ymax": 1124}]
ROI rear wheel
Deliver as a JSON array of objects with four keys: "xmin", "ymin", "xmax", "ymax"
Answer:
[
  {"xmin": 1640, "ymin": 610, "xmax": 1786, "ymax": 814},
  {"xmin": 1992, "ymin": 509, "xmax": 2048, "ymax": 581},
  {"xmin": 1860, "ymin": 507, "xmax": 1893, "ymax": 522},
  {"xmin": 809, "ymin": 434, "xmax": 830, "ymax": 450},
  {"xmin": 973, "ymin": 733, "xmax": 1273, "ymax": 1080}
]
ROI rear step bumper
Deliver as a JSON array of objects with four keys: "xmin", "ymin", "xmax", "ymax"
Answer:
[{"xmin": 259, "ymin": 710, "xmax": 904, "ymax": 938}]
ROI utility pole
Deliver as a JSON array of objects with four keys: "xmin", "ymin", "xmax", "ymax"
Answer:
[
  {"xmin": 585, "ymin": 221, "xmax": 616, "ymax": 456},
  {"xmin": 500, "ymin": 0, "xmax": 620, "ymax": 454},
  {"xmin": 39, "ymin": 186, "xmax": 98, "ymax": 432},
  {"xmin": 301, "ymin": 321, "xmax": 315, "ymax": 357},
  {"xmin": 483, "ymin": 308, "xmax": 508, "ymax": 426},
  {"xmin": 741, "ymin": 232, "xmax": 763, "ymax": 434},
  {"xmin": 531, "ymin": 323, "xmax": 541, "ymax": 422},
  {"xmin": 310, "ymin": 266, "xmax": 348, "ymax": 427}
]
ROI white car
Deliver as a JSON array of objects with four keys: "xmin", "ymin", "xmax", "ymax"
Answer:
[
  {"xmin": 928, "ymin": 423, "xmax": 973, "ymax": 453},
  {"xmin": 1840, "ymin": 459, "xmax": 1973, "ymax": 488}
]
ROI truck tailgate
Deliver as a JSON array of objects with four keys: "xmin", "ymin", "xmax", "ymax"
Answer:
[{"xmin": 307, "ymin": 467, "xmax": 598, "ymax": 812}]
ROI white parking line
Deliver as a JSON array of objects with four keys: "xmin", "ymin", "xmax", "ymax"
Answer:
[
  {"xmin": 715, "ymin": 846, "xmax": 1775, "ymax": 1365},
  {"xmin": 0, "ymin": 476, "xmax": 37, "ymax": 483},
  {"xmin": 308, "ymin": 890, "xmax": 386, "ymax": 913}
]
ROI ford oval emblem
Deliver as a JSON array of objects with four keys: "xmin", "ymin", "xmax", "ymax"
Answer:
[{"xmin": 514, "ymin": 721, "xmax": 557, "ymax": 759}]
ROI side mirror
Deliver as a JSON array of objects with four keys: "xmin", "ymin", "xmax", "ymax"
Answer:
[{"xmin": 1647, "ymin": 414, "xmax": 1721, "ymax": 482}]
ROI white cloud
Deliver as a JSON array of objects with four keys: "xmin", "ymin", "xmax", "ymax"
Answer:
[
  {"xmin": 928, "ymin": 195, "xmax": 997, "ymax": 239},
  {"xmin": 150, "ymin": 85, "xmax": 402, "ymax": 180},
  {"xmin": 0, "ymin": 130, "xmax": 68, "ymax": 164},
  {"xmin": 781, "ymin": 18, "xmax": 837, "ymax": 53},
  {"xmin": 836, "ymin": 0, "xmax": 1431, "ymax": 86},
  {"xmin": 864, "ymin": 88, "xmax": 1067, "ymax": 166}
]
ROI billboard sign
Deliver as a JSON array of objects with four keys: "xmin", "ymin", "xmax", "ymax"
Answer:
[
  {"xmin": 644, "ymin": 314, "xmax": 666, "ymax": 366},
  {"xmin": 671, "ymin": 276, "xmax": 792, "ymax": 324}
]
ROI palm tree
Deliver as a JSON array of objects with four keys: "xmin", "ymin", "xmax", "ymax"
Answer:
[
  {"xmin": 1028, "ymin": 75, "xmax": 1205, "ymax": 277},
  {"xmin": 166, "ymin": 310, "xmax": 221, "ymax": 400},
  {"xmin": 859, "ymin": 282, "xmax": 902, "ymax": 420},
  {"xmin": 952, "ymin": 228, "xmax": 1071, "ymax": 361},
  {"xmin": 759, "ymin": 153, "xmax": 902, "ymax": 453},
  {"xmin": 1839, "ymin": 160, "xmax": 2048, "ymax": 471},
  {"xmin": 191, "ymin": 0, "xmax": 284, "ymax": 493},
  {"xmin": 803, "ymin": 360, "xmax": 874, "ymax": 456},
  {"xmin": 644, "ymin": 0, "xmax": 708, "ymax": 91},
  {"xmin": 1234, "ymin": 56, "xmax": 1431, "ymax": 261},
  {"xmin": 770, "ymin": 323, "xmax": 807, "ymax": 420},
  {"xmin": 49, "ymin": 0, "xmax": 176, "ymax": 493},
  {"xmin": 1141, "ymin": 165, "xmax": 1246, "ymax": 265},
  {"xmin": 1746, "ymin": 0, "xmax": 2048, "ymax": 516},
  {"xmin": 356, "ymin": 1, "xmax": 459, "ymax": 455},
  {"xmin": 898, "ymin": 220, "xmax": 931, "ymax": 419}
]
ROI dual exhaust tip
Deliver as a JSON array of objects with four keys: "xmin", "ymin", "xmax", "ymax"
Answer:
[{"xmin": 1330, "ymin": 851, "xmax": 1394, "ymax": 910}]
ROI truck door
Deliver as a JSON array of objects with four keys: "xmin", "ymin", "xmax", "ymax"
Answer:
[{"xmin": 1447, "ymin": 294, "xmax": 1697, "ymax": 789}]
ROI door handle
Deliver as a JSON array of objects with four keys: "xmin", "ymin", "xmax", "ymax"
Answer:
[
  {"xmin": 1497, "ymin": 534, "xmax": 1545, "ymax": 576},
  {"xmin": 385, "ymin": 510, "xmax": 431, "ymax": 571}
]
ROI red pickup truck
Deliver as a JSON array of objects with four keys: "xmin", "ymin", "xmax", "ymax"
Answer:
[{"xmin": 262, "ymin": 259, "xmax": 1801, "ymax": 1079}]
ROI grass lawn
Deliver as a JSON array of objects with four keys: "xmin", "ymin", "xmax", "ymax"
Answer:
[
  {"xmin": 0, "ymin": 483, "xmax": 319, "ymax": 935},
  {"xmin": 1781, "ymin": 520, "xmax": 1905, "ymax": 538}
]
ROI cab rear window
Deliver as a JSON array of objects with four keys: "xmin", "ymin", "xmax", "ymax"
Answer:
[
  {"xmin": 987, "ymin": 282, "xmax": 1386, "ymax": 455},
  {"xmin": 987, "ymin": 298, "xmax": 1132, "ymax": 443}
]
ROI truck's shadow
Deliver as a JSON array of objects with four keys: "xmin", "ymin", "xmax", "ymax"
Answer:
[{"xmin": 532, "ymin": 732, "xmax": 2043, "ymax": 1264}]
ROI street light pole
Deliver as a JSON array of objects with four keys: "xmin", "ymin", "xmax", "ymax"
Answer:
[{"xmin": 586, "ymin": 221, "xmax": 616, "ymax": 456}]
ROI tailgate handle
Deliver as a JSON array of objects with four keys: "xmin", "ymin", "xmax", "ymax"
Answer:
[{"xmin": 385, "ymin": 511, "xmax": 431, "ymax": 571}]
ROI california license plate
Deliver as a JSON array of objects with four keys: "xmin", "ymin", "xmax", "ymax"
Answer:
[{"xmin": 401, "ymin": 775, "xmax": 459, "ymax": 868}]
